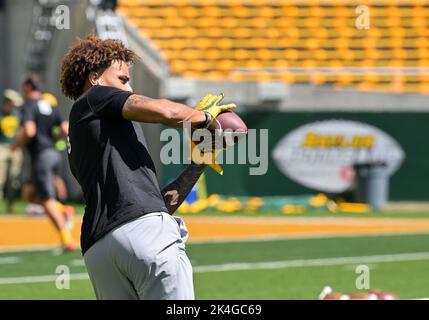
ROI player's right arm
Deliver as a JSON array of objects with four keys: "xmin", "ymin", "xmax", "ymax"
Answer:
[
  {"xmin": 122, "ymin": 93, "xmax": 236, "ymax": 128},
  {"xmin": 122, "ymin": 94, "xmax": 207, "ymax": 128}
]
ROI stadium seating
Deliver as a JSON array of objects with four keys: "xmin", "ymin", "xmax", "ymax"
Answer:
[{"xmin": 117, "ymin": 0, "xmax": 429, "ymax": 93}]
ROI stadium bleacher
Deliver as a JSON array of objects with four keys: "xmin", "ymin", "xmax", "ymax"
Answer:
[{"xmin": 117, "ymin": 0, "xmax": 429, "ymax": 93}]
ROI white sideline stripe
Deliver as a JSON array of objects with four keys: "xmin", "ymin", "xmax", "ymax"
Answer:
[
  {"xmin": 0, "ymin": 257, "xmax": 20, "ymax": 265},
  {"xmin": 0, "ymin": 273, "xmax": 89, "ymax": 284},
  {"xmin": 2, "ymin": 252, "xmax": 429, "ymax": 285},
  {"xmin": 193, "ymin": 252, "xmax": 429, "ymax": 273},
  {"xmin": 188, "ymin": 231, "xmax": 429, "ymax": 245},
  {"xmin": 0, "ymin": 245, "xmax": 56, "ymax": 253},
  {"xmin": 71, "ymin": 259, "xmax": 85, "ymax": 267}
]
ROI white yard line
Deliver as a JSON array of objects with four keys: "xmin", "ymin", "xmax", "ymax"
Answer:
[
  {"xmin": 70, "ymin": 259, "xmax": 85, "ymax": 267},
  {"xmin": 2, "ymin": 252, "xmax": 429, "ymax": 285},
  {"xmin": 0, "ymin": 245, "xmax": 57, "ymax": 253},
  {"xmin": 0, "ymin": 273, "xmax": 89, "ymax": 284},
  {"xmin": 0, "ymin": 257, "xmax": 20, "ymax": 265},
  {"xmin": 193, "ymin": 252, "xmax": 429, "ymax": 272},
  {"xmin": 188, "ymin": 231, "xmax": 429, "ymax": 244}
]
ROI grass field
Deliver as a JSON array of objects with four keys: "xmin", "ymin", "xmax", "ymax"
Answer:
[
  {"xmin": 2, "ymin": 201, "xmax": 429, "ymax": 299},
  {"xmin": 1, "ymin": 233, "xmax": 429, "ymax": 299}
]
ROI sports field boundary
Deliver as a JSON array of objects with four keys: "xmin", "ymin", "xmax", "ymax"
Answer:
[
  {"xmin": 3, "ymin": 230, "xmax": 429, "ymax": 252},
  {"xmin": 2, "ymin": 251, "xmax": 429, "ymax": 285},
  {"xmin": 3, "ymin": 215, "xmax": 429, "ymax": 250}
]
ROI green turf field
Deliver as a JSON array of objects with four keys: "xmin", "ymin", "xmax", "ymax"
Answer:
[{"xmin": 1, "ymin": 233, "xmax": 429, "ymax": 299}]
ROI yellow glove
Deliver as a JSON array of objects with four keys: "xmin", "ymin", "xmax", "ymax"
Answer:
[
  {"xmin": 191, "ymin": 93, "xmax": 236, "ymax": 175},
  {"xmin": 190, "ymin": 140, "xmax": 224, "ymax": 175},
  {"xmin": 195, "ymin": 93, "xmax": 236, "ymax": 123}
]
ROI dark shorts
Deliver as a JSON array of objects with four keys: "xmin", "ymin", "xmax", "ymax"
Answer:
[{"xmin": 31, "ymin": 148, "xmax": 61, "ymax": 201}]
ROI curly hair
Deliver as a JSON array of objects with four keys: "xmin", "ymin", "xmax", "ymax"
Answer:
[{"xmin": 60, "ymin": 34, "xmax": 137, "ymax": 100}]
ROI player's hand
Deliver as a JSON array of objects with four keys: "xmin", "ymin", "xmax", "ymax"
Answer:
[
  {"xmin": 195, "ymin": 93, "xmax": 236, "ymax": 120},
  {"xmin": 190, "ymin": 141, "xmax": 224, "ymax": 175},
  {"xmin": 192, "ymin": 93, "xmax": 235, "ymax": 175}
]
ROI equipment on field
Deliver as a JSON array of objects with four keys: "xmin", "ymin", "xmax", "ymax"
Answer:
[
  {"xmin": 319, "ymin": 286, "xmax": 399, "ymax": 300},
  {"xmin": 354, "ymin": 162, "xmax": 390, "ymax": 211},
  {"xmin": 369, "ymin": 289, "xmax": 399, "ymax": 300}
]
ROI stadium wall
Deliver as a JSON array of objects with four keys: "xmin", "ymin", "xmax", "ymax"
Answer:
[
  {"xmin": 195, "ymin": 111, "xmax": 429, "ymax": 201},
  {"xmin": 1, "ymin": 0, "xmax": 33, "ymax": 92},
  {"xmin": 0, "ymin": 0, "xmax": 5, "ymax": 93}
]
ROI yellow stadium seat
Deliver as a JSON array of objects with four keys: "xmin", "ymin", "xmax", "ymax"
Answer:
[
  {"xmin": 388, "ymin": 59, "xmax": 404, "ymax": 68},
  {"xmin": 284, "ymin": 49, "xmax": 299, "ymax": 61},
  {"xmin": 311, "ymin": 73, "xmax": 326, "ymax": 85},
  {"xmin": 257, "ymin": 49, "xmax": 272, "ymax": 61},
  {"xmin": 419, "ymin": 83, "xmax": 429, "ymax": 94},
  {"xmin": 266, "ymin": 28, "xmax": 281, "ymax": 39},
  {"xmin": 313, "ymin": 28, "xmax": 328, "ymax": 39},
  {"xmin": 420, "ymin": 73, "xmax": 429, "ymax": 82},
  {"xmin": 329, "ymin": 60, "xmax": 343, "ymax": 68},
  {"xmin": 217, "ymin": 60, "xmax": 235, "ymax": 72},
  {"xmin": 170, "ymin": 60, "xmax": 187, "ymax": 74},
  {"xmin": 245, "ymin": 59, "xmax": 263, "ymax": 69},
  {"xmin": 314, "ymin": 49, "xmax": 328, "ymax": 61},
  {"xmin": 117, "ymin": 0, "xmax": 429, "ymax": 92},
  {"xmin": 273, "ymin": 59, "xmax": 288, "ymax": 68},
  {"xmin": 338, "ymin": 73, "xmax": 353, "ymax": 85},
  {"xmin": 418, "ymin": 59, "xmax": 429, "ymax": 67},
  {"xmin": 302, "ymin": 59, "xmax": 317, "ymax": 69},
  {"xmin": 260, "ymin": 6, "xmax": 275, "ymax": 17},
  {"xmin": 340, "ymin": 50, "xmax": 354, "ymax": 61},
  {"xmin": 305, "ymin": 39, "xmax": 319, "ymax": 50},
  {"xmin": 234, "ymin": 28, "xmax": 252, "ymax": 39}
]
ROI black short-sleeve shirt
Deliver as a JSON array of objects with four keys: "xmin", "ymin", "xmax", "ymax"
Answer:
[
  {"xmin": 68, "ymin": 85, "xmax": 167, "ymax": 254},
  {"xmin": 21, "ymin": 99, "xmax": 63, "ymax": 156}
]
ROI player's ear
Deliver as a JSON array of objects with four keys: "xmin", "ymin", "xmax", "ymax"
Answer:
[{"xmin": 88, "ymin": 72, "xmax": 100, "ymax": 86}]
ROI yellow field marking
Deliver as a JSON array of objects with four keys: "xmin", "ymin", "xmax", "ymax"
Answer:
[
  {"xmin": 183, "ymin": 216, "xmax": 429, "ymax": 241},
  {"xmin": 1, "ymin": 215, "xmax": 429, "ymax": 249}
]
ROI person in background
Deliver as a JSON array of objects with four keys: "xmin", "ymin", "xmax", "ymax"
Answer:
[
  {"xmin": 18, "ymin": 75, "xmax": 77, "ymax": 252},
  {"xmin": 0, "ymin": 89, "xmax": 23, "ymax": 213},
  {"xmin": 22, "ymin": 92, "xmax": 74, "ymax": 217}
]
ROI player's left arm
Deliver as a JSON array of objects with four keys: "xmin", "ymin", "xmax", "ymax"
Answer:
[
  {"xmin": 60, "ymin": 121, "xmax": 69, "ymax": 137},
  {"xmin": 11, "ymin": 127, "xmax": 27, "ymax": 150},
  {"xmin": 23, "ymin": 121, "xmax": 36, "ymax": 139},
  {"xmin": 53, "ymin": 107, "xmax": 68, "ymax": 137},
  {"xmin": 161, "ymin": 163, "xmax": 206, "ymax": 215},
  {"xmin": 21, "ymin": 103, "xmax": 37, "ymax": 139}
]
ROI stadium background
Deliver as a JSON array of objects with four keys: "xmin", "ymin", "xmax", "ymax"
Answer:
[{"xmin": 1, "ymin": 0, "xmax": 429, "ymax": 300}]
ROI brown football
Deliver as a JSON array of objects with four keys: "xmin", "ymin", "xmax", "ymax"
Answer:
[
  {"xmin": 377, "ymin": 292, "xmax": 399, "ymax": 300},
  {"xmin": 322, "ymin": 293, "xmax": 350, "ymax": 300},
  {"xmin": 212, "ymin": 110, "xmax": 248, "ymax": 147},
  {"xmin": 350, "ymin": 292, "xmax": 378, "ymax": 300},
  {"xmin": 368, "ymin": 289, "xmax": 399, "ymax": 300}
]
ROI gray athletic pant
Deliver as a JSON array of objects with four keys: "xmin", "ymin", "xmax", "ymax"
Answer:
[{"xmin": 83, "ymin": 212, "xmax": 194, "ymax": 300}]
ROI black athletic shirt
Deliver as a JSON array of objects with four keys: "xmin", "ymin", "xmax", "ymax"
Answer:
[
  {"xmin": 21, "ymin": 98, "xmax": 63, "ymax": 156},
  {"xmin": 68, "ymin": 85, "xmax": 167, "ymax": 254}
]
